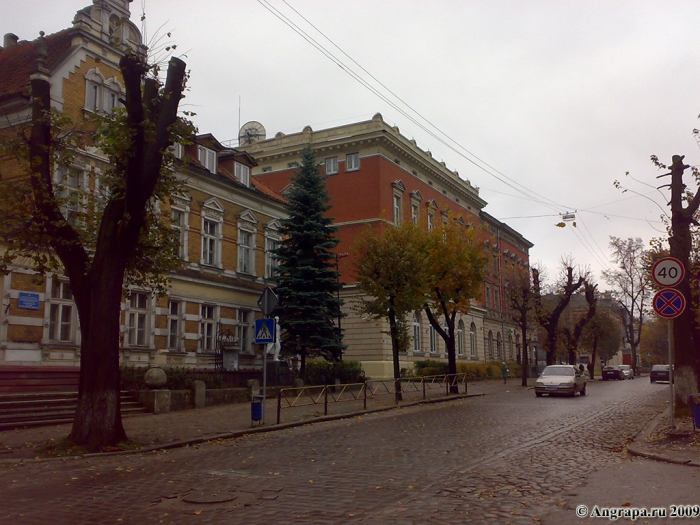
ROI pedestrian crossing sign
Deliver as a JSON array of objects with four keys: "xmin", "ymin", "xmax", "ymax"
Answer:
[{"xmin": 254, "ymin": 318, "xmax": 275, "ymax": 344}]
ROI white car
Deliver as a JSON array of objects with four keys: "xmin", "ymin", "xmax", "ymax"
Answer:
[
  {"xmin": 535, "ymin": 365, "xmax": 587, "ymax": 397},
  {"xmin": 619, "ymin": 364, "xmax": 634, "ymax": 379}
]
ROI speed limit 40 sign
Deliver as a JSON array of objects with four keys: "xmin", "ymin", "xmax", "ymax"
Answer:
[{"xmin": 652, "ymin": 257, "xmax": 685, "ymax": 288}]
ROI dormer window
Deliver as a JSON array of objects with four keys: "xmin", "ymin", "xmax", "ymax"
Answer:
[
  {"xmin": 198, "ymin": 146, "xmax": 217, "ymax": 174},
  {"xmin": 235, "ymin": 162, "xmax": 250, "ymax": 187}
]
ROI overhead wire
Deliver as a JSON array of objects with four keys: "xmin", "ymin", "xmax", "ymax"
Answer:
[
  {"xmin": 278, "ymin": 0, "xmax": 570, "ymax": 214},
  {"xmin": 258, "ymin": 0, "xmax": 567, "ymax": 215},
  {"xmin": 259, "ymin": 0, "xmax": 655, "ymax": 269}
]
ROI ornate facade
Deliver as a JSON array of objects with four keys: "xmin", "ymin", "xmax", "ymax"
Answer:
[
  {"xmin": 0, "ymin": 1, "xmax": 287, "ymax": 369},
  {"xmin": 241, "ymin": 114, "xmax": 533, "ymax": 378}
]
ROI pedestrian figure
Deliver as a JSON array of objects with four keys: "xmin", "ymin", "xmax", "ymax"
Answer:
[
  {"xmin": 578, "ymin": 364, "xmax": 585, "ymax": 374},
  {"xmin": 501, "ymin": 362, "xmax": 508, "ymax": 384}
]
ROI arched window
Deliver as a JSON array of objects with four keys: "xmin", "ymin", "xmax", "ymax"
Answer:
[
  {"xmin": 487, "ymin": 331, "xmax": 493, "ymax": 359},
  {"xmin": 104, "ymin": 79, "xmax": 123, "ymax": 112},
  {"xmin": 457, "ymin": 320, "xmax": 465, "ymax": 356},
  {"xmin": 496, "ymin": 332, "xmax": 502, "ymax": 358},
  {"xmin": 507, "ymin": 333, "xmax": 513, "ymax": 360},
  {"xmin": 413, "ymin": 311, "xmax": 422, "ymax": 353},
  {"xmin": 470, "ymin": 323, "xmax": 477, "ymax": 358},
  {"xmin": 85, "ymin": 68, "xmax": 105, "ymax": 112}
]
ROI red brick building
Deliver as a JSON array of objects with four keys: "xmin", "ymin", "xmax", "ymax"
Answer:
[{"xmin": 242, "ymin": 114, "xmax": 533, "ymax": 378}]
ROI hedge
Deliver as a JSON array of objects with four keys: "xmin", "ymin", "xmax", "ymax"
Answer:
[{"xmin": 303, "ymin": 360, "xmax": 365, "ymax": 386}]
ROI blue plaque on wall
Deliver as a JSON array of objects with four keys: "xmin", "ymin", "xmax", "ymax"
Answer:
[{"xmin": 18, "ymin": 292, "xmax": 40, "ymax": 310}]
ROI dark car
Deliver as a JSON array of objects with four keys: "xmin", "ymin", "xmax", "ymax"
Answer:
[
  {"xmin": 650, "ymin": 364, "xmax": 671, "ymax": 383},
  {"xmin": 602, "ymin": 365, "xmax": 625, "ymax": 380}
]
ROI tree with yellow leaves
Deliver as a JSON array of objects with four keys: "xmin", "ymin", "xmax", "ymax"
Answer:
[
  {"xmin": 355, "ymin": 222, "xmax": 429, "ymax": 399},
  {"xmin": 423, "ymin": 216, "xmax": 488, "ymax": 387}
]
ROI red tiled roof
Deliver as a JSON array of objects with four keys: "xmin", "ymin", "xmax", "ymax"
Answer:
[
  {"xmin": 252, "ymin": 176, "xmax": 286, "ymax": 203},
  {"xmin": 0, "ymin": 29, "xmax": 75, "ymax": 102}
]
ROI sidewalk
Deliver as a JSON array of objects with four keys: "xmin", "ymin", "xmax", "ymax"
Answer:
[
  {"xmin": 0, "ymin": 379, "xmax": 514, "ymax": 461},
  {"xmin": 2, "ymin": 377, "xmax": 698, "ymax": 467},
  {"xmin": 628, "ymin": 407, "xmax": 700, "ymax": 467}
]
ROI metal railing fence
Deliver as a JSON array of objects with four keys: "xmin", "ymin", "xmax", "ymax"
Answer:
[{"xmin": 275, "ymin": 373, "xmax": 468, "ymax": 424}]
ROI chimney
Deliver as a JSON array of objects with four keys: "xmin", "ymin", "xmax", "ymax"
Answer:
[{"xmin": 3, "ymin": 33, "xmax": 19, "ymax": 48}]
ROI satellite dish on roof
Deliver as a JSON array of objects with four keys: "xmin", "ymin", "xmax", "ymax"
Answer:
[{"xmin": 238, "ymin": 121, "xmax": 266, "ymax": 146}]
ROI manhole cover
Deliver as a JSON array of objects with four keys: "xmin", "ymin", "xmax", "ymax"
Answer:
[{"xmin": 182, "ymin": 492, "xmax": 237, "ymax": 504}]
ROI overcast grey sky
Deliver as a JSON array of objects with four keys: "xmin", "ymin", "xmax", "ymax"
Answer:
[{"xmin": 5, "ymin": 0, "xmax": 700, "ymax": 288}]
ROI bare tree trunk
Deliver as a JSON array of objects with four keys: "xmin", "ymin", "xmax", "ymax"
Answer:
[
  {"xmin": 521, "ymin": 339, "xmax": 529, "ymax": 387},
  {"xmin": 668, "ymin": 155, "xmax": 700, "ymax": 409},
  {"xmin": 388, "ymin": 307, "xmax": 403, "ymax": 401},
  {"xmin": 69, "ymin": 253, "xmax": 128, "ymax": 449},
  {"xmin": 589, "ymin": 338, "xmax": 598, "ymax": 380}
]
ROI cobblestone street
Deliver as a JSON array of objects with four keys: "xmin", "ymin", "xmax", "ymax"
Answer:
[{"xmin": 0, "ymin": 380, "xmax": 678, "ymax": 524}]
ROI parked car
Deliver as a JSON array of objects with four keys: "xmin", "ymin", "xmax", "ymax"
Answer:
[
  {"xmin": 535, "ymin": 365, "xmax": 587, "ymax": 397},
  {"xmin": 602, "ymin": 365, "xmax": 625, "ymax": 381},
  {"xmin": 619, "ymin": 365, "xmax": 634, "ymax": 380},
  {"xmin": 650, "ymin": 364, "xmax": 671, "ymax": 383}
]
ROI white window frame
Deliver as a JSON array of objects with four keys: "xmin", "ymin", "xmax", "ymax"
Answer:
[
  {"xmin": 170, "ymin": 194, "xmax": 190, "ymax": 261},
  {"xmin": 200, "ymin": 199, "xmax": 224, "ymax": 268},
  {"xmin": 104, "ymin": 79, "xmax": 123, "ymax": 112},
  {"xmin": 507, "ymin": 333, "xmax": 513, "ymax": 360},
  {"xmin": 457, "ymin": 320, "xmax": 465, "ymax": 356},
  {"xmin": 54, "ymin": 165, "xmax": 87, "ymax": 226},
  {"xmin": 85, "ymin": 68, "xmax": 105, "ymax": 113},
  {"xmin": 412, "ymin": 311, "xmax": 422, "ymax": 353},
  {"xmin": 235, "ymin": 162, "xmax": 251, "ymax": 187},
  {"xmin": 172, "ymin": 143, "xmax": 184, "ymax": 159},
  {"xmin": 411, "ymin": 202, "xmax": 419, "ymax": 224},
  {"xmin": 48, "ymin": 278, "xmax": 76, "ymax": 343},
  {"xmin": 429, "ymin": 325, "xmax": 437, "ymax": 354},
  {"xmin": 325, "ymin": 156, "xmax": 338, "ymax": 175},
  {"xmin": 470, "ymin": 322, "xmax": 477, "ymax": 358},
  {"xmin": 346, "ymin": 152, "xmax": 359, "ymax": 171},
  {"xmin": 171, "ymin": 209, "xmax": 187, "ymax": 260},
  {"xmin": 393, "ymin": 194, "xmax": 402, "ymax": 225},
  {"xmin": 237, "ymin": 211, "xmax": 258, "ymax": 275},
  {"xmin": 127, "ymin": 292, "xmax": 149, "ymax": 347},
  {"xmin": 198, "ymin": 145, "xmax": 217, "ymax": 174},
  {"xmin": 237, "ymin": 309, "xmax": 252, "ymax": 354},
  {"xmin": 265, "ymin": 235, "xmax": 281, "ymax": 279},
  {"xmin": 238, "ymin": 229, "xmax": 254, "ymax": 274},
  {"xmin": 202, "ymin": 219, "xmax": 218, "ymax": 266},
  {"xmin": 167, "ymin": 300, "xmax": 182, "ymax": 350},
  {"xmin": 200, "ymin": 304, "xmax": 217, "ymax": 352}
]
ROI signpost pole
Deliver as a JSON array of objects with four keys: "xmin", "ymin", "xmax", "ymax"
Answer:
[
  {"xmin": 256, "ymin": 287, "xmax": 279, "ymax": 426},
  {"xmin": 669, "ymin": 319, "xmax": 674, "ymax": 429},
  {"xmin": 262, "ymin": 341, "xmax": 267, "ymax": 425}
]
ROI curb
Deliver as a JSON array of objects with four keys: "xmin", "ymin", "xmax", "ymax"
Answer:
[
  {"xmin": 1, "ymin": 392, "xmax": 484, "ymax": 464},
  {"xmin": 628, "ymin": 407, "xmax": 700, "ymax": 467}
]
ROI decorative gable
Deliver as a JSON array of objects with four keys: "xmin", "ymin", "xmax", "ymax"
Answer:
[
  {"xmin": 391, "ymin": 179, "xmax": 406, "ymax": 192},
  {"xmin": 201, "ymin": 198, "xmax": 224, "ymax": 221},
  {"xmin": 237, "ymin": 210, "xmax": 258, "ymax": 230}
]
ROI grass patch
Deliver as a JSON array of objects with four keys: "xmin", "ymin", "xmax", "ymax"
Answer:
[
  {"xmin": 36, "ymin": 438, "xmax": 143, "ymax": 457},
  {"xmin": 37, "ymin": 438, "xmax": 88, "ymax": 458}
]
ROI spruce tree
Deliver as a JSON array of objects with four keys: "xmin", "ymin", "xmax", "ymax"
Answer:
[{"xmin": 273, "ymin": 146, "xmax": 344, "ymax": 373}]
